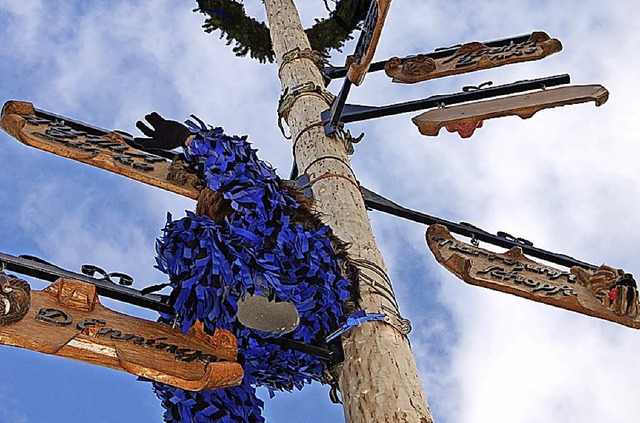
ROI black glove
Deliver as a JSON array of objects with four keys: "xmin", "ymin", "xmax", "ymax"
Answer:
[{"xmin": 134, "ymin": 112, "xmax": 191, "ymax": 151}]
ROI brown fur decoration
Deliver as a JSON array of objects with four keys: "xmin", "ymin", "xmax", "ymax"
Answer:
[
  {"xmin": 167, "ymin": 155, "xmax": 206, "ymax": 192},
  {"xmin": 0, "ymin": 272, "xmax": 31, "ymax": 326}
]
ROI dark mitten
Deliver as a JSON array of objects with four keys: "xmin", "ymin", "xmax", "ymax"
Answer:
[
  {"xmin": 134, "ymin": 112, "xmax": 191, "ymax": 151},
  {"xmin": 612, "ymin": 274, "xmax": 638, "ymax": 317}
]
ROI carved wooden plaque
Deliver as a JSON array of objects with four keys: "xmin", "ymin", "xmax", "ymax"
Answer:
[
  {"xmin": 1, "ymin": 100, "xmax": 200, "ymax": 200},
  {"xmin": 385, "ymin": 32, "xmax": 562, "ymax": 84},
  {"xmin": 346, "ymin": 0, "xmax": 392, "ymax": 86},
  {"xmin": 426, "ymin": 225, "xmax": 640, "ymax": 329},
  {"xmin": 0, "ymin": 277, "xmax": 243, "ymax": 391},
  {"xmin": 412, "ymin": 85, "xmax": 609, "ymax": 137}
]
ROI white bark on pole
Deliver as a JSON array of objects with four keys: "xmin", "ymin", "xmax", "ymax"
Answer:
[{"xmin": 263, "ymin": 1, "xmax": 434, "ymax": 422}]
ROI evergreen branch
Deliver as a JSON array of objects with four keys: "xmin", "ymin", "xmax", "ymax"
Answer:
[{"xmin": 195, "ymin": 0, "xmax": 372, "ymax": 63}]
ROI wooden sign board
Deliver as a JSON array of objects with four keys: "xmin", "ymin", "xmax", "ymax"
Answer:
[
  {"xmin": 412, "ymin": 84, "xmax": 609, "ymax": 138},
  {"xmin": 346, "ymin": 0, "xmax": 392, "ymax": 86},
  {"xmin": 1, "ymin": 100, "xmax": 200, "ymax": 200},
  {"xmin": 0, "ymin": 276, "xmax": 243, "ymax": 391},
  {"xmin": 385, "ymin": 31, "xmax": 562, "ymax": 84},
  {"xmin": 426, "ymin": 224, "xmax": 640, "ymax": 329}
]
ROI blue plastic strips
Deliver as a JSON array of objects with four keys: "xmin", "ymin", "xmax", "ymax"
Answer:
[{"xmin": 153, "ymin": 118, "xmax": 351, "ymax": 422}]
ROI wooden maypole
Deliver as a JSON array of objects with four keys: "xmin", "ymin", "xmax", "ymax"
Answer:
[{"xmin": 263, "ymin": 1, "xmax": 434, "ymax": 421}]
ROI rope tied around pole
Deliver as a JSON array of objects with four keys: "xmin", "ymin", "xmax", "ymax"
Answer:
[
  {"xmin": 325, "ymin": 307, "xmax": 411, "ymax": 343},
  {"xmin": 300, "ymin": 155, "xmax": 357, "ymax": 183},
  {"xmin": 349, "ymin": 258, "xmax": 412, "ymax": 337},
  {"xmin": 277, "ymin": 82, "xmax": 336, "ymax": 138},
  {"xmin": 298, "ymin": 172, "xmax": 361, "ymax": 191},
  {"xmin": 292, "ymin": 119, "xmax": 329, "ymax": 152},
  {"xmin": 325, "ymin": 309, "xmax": 386, "ymax": 341},
  {"xmin": 278, "ymin": 47, "xmax": 326, "ymax": 80},
  {"xmin": 292, "ymin": 117, "xmax": 362, "ymax": 157}
]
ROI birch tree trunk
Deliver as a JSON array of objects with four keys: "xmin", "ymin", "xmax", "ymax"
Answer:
[{"xmin": 263, "ymin": 1, "xmax": 434, "ymax": 422}]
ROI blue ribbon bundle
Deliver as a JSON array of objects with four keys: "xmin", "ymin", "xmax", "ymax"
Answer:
[{"xmin": 152, "ymin": 117, "xmax": 351, "ymax": 421}]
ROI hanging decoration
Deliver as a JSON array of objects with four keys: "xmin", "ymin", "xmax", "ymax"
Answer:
[
  {"xmin": 152, "ymin": 117, "xmax": 356, "ymax": 421},
  {"xmin": 194, "ymin": 0, "xmax": 373, "ymax": 63}
]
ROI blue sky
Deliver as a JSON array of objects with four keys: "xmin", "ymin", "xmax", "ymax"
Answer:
[{"xmin": 1, "ymin": 1, "xmax": 640, "ymax": 422}]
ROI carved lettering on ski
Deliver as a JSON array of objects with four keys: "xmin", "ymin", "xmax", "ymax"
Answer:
[
  {"xmin": 1, "ymin": 101, "xmax": 201, "ymax": 200},
  {"xmin": 0, "ymin": 278, "xmax": 243, "ymax": 391},
  {"xmin": 426, "ymin": 224, "xmax": 640, "ymax": 329},
  {"xmin": 385, "ymin": 32, "xmax": 562, "ymax": 84}
]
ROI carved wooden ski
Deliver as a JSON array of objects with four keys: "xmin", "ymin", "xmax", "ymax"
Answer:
[
  {"xmin": 427, "ymin": 224, "xmax": 640, "ymax": 329},
  {"xmin": 385, "ymin": 31, "xmax": 562, "ymax": 84},
  {"xmin": 1, "ymin": 100, "xmax": 200, "ymax": 200},
  {"xmin": 346, "ymin": 0, "xmax": 392, "ymax": 85},
  {"xmin": 0, "ymin": 275, "xmax": 243, "ymax": 391},
  {"xmin": 412, "ymin": 84, "xmax": 609, "ymax": 138}
]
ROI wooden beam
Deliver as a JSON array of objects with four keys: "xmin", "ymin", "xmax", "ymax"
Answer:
[
  {"xmin": 0, "ymin": 277, "xmax": 243, "ymax": 391},
  {"xmin": 1, "ymin": 100, "xmax": 200, "ymax": 199},
  {"xmin": 385, "ymin": 31, "xmax": 562, "ymax": 84},
  {"xmin": 427, "ymin": 225, "xmax": 640, "ymax": 327},
  {"xmin": 346, "ymin": 0, "xmax": 393, "ymax": 85},
  {"xmin": 412, "ymin": 84, "xmax": 609, "ymax": 137}
]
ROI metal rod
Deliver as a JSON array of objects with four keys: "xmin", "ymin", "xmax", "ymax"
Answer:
[
  {"xmin": 361, "ymin": 187, "xmax": 599, "ymax": 271},
  {"xmin": 328, "ymin": 77, "xmax": 353, "ymax": 131},
  {"xmin": 267, "ymin": 336, "xmax": 341, "ymax": 363},
  {"xmin": 325, "ymin": 74, "xmax": 569, "ymax": 129},
  {"xmin": 0, "ymin": 252, "xmax": 174, "ymax": 313},
  {"xmin": 0, "ymin": 251, "xmax": 339, "ymax": 361},
  {"xmin": 324, "ymin": 32, "xmax": 539, "ymax": 80}
]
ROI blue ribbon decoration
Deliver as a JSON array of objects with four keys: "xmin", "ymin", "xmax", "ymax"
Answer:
[{"xmin": 152, "ymin": 117, "xmax": 351, "ymax": 422}]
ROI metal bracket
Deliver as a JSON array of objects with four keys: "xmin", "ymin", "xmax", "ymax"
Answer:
[
  {"xmin": 323, "ymin": 74, "xmax": 571, "ymax": 135},
  {"xmin": 278, "ymin": 47, "xmax": 325, "ymax": 77},
  {"xmin": 324, "ymin": 77, "xmax": 353, "ymax": 136},
  {"xmin": 360, "ymin": 186, "xmax": 598, "ymax": 271},
  {"xmin": 0, "ymin": 251, "xmax": 343, "ymax": 364},
  {"xmin": 278, "ymin": 82, "xmax": 336, "ymax": 122},
  {"xmin": 0, "ymin": 252, "xmax": 172, "ymax": 313}
]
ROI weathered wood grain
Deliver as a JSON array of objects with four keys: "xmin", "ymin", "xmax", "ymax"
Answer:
[
  {"xmin": 426, "ymin": 224, "xmax": 640, "ymax": 328},
  {"xmin": 346, "ymin": 0, "xmax": 392, "ymax": 86},
  {"xmin": 1, "ymin": 100, "xmax": 200, "ymax": 199},
  {"xmin": 0, "ymin": 277, "xmax": 243, "ymax": 391},
  {"xmin": 413, "ymin": 84, "xmax": 609, "ymax": 137},
  {"xmin": 385, "ymin": 31, "xmax": 562, "ymax": 84}
]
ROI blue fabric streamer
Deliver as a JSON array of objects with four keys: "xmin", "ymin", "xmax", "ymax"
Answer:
[
  {"xmin": 325, "ymin": 310, "xmax": 386, "ymax": 342},
  {"xmin": 153, "ymin": 118, "xmax": 351, "ymax": 422}
]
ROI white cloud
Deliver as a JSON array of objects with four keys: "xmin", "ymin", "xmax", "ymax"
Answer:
[
  {"xmin": 0, "ymin": 386, "xmax": 28, "ymax": 423},
  {"xmin": 1, "ymin": 0, "xmax": 640, "ymax": 422}
]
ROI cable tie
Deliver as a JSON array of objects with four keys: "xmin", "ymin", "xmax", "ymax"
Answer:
[{"xmin": 325, "ymin": 310, "xmax": 386, "ymax": 342}]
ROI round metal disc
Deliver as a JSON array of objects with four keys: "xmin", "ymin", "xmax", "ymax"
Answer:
[{"xmin": 236, "ymin": 293, "xmax": 299, "ymax": 335}]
